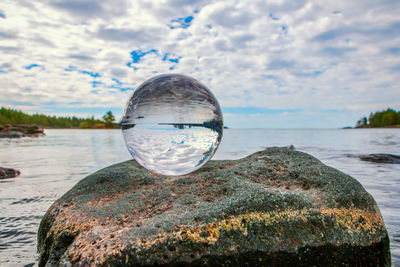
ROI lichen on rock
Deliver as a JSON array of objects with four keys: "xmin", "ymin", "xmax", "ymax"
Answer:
[{"xmin": 37, "ymin": 147, "xmax": 391, "ymax": 266}]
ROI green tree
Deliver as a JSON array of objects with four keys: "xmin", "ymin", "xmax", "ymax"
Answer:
[
  {"xmin": 0, "ymin": 106, "xmax": 103, "ymax": 128},
  {"xmin": 103, "ymin": 111, "xmax": 115, "ymax": 128},
  {"xmin": 364, "ymin": 108, "xmax": 399, "ymax": 128},
  {"xmin": 356, "ymin": 116, "xmax": 368, "ymax": 128}
]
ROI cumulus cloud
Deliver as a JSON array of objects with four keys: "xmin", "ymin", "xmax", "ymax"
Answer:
[
  {"xmin": 96, "ymin": 27, "xmax": 162, "ymax": 43},
  {"xmin": 0, "ymin": 0, "xmax": 399, "ymax": 127},
  {"xmin": 49, "ymin": 0, "xmax": 130, "ymax": 20}
]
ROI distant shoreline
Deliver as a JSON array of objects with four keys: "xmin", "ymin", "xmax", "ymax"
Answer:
[
  {"xmin": 44, "ymin": 127, "xmax": 120, "ymax": 130},
  {"xmin": 343, "ymin": 125, "xmax": 400, "ymax": 129}
]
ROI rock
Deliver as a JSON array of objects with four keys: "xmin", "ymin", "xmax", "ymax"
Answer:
[
  {"xmin": 0, "ymin": 124, "xmax": 45, "ymax": 138},
  {"xmin": 0, "ymin": 131, "xmax": 25, "ymax": 138},
  {"xmin": 360, "ymin": 153, "xmax": 400, "ymax": 164},
  {"xmin": 37, "ymin": 147, "xmax": 391, "ymax": 266},
  {"xmin": 0, "ymin": 167, "xmax": 21, "ymax": 179}
]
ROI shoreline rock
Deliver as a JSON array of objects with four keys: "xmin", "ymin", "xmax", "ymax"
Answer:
[
  {"xmin": 0, "ymin": 167, "xmax": 20, "ymax": 179},
  {"xmin": 37, "ymin": 147, "xmax": 391, "ymax": 266},
  {"xmin": 360, "ymin": 153, "xmax": 400, "ymax": 164},
  {"xmin": 0, "ymin": 124, "xmax": 45, "ymax": 138}
]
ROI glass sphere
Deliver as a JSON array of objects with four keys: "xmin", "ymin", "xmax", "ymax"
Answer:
[{"xmin": 122, "ymin": 74, "xmax": 223, "ymax": 176}]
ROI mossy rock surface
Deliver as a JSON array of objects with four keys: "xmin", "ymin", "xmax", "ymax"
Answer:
[{"xmin": 37, "ymin": 147, "xmax": 391, "ymax": 266}]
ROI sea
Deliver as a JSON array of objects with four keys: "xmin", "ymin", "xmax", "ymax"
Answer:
[{"xmin": 0, "ymin": 128, "xmax": 399, "ymax": 266}]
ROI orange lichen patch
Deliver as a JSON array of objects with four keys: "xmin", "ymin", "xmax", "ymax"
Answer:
[
  {"xmin": 321, "ymin": 207, "xmax": 384, "ymax": 233},
  {"xmin": 134, "ymin": 207, "xmax": 385, "ymax": 249}
]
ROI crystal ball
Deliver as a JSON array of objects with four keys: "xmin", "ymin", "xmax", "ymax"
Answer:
[{"xmin": 122, "ymin": 74, "xmax": 223, "ymax": 176}]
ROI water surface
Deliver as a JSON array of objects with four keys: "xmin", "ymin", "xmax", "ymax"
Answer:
[{"xmin": 0, "ymin": 128, "xmax": 399, "ymax": 265}]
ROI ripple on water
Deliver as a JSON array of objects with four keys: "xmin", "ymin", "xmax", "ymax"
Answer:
[{"xmin": 0, "ymin": 128, "xmax": 399, "ymax": 265}]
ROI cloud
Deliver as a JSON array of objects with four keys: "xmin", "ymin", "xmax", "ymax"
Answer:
[
  {"xmin": 111, "ymin": 68, "xmax": 127, "ymax": 78},
  {"xmin": 0, "ymin": 31, "xmax": 17, "ymax": 39},
  {"xmin": 0, "ymin": 46, "xmax": 20, "ymax": 53},
  {"xmin": 268, "ymin": 60, "xmax": 294, "ymax": 70},
  {"xmin": 49, "ymin": 0, "xmax": 130, "ymax": 20},
  {"xmin": 69, "ymin": 54, "xmax": 95, "ymax": 61},
  {"xmin": 207, "ymin": 3, "xmax": 253, "ymax": 28},
  {"xmin": 51, "ymin": 1, "xmax": 102, "ymax": 15},
  {"xmin": 95, "ymin": 27, "xmax": 162, "ymax": 43},
  {"xmin": 312, "ymin": 22, "xmax": 400, "ymax": 42},
  {"xmin": 321, "ymin": 47, "xmax": 356, "ymax": 57},
  {"xmin": 0, "ymin": 0, "xmax": 399, "ymax": 127}
]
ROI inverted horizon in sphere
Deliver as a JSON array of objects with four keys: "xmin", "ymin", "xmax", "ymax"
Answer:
[{"xmin": 122, "ymin": 74, "xmax": 223, "ymax": 176}]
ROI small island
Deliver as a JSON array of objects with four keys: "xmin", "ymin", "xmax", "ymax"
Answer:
[{"xmin": 355, "ymin": 108, "xmax": 400, "ymax": 128}]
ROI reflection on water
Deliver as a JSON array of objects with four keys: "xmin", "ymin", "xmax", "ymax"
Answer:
[{"xmin": 0, "ymin": 128, "xmax": 399, "ymax": 265}]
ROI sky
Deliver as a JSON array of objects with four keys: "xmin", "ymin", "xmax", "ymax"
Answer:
[{"xmin": 0, "ymin": 0, "xmax": 399, "ymax": 128}]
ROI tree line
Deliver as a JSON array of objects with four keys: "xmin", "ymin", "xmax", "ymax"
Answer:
[
  {"xmin": 356, "ymin": 108, "xmax": 400, "ymax": 128},
  {"xmin": 0, "ymin": 107, "xmax": 118, "ymax": 129}
]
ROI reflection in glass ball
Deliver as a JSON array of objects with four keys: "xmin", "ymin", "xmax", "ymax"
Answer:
[{"xmin": 122, "ymin": 74, "xmax": 223, "ymax": 176}]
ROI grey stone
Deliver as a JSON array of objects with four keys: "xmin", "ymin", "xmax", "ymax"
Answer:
[{"xmin": 37, "ymin": 147, "xmax": 391, "ymax": 266}]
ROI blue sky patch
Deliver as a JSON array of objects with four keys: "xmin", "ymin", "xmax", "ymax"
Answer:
[
  {"xmin": 387, "ymin": 47, "xmax": 400, "ymax": 55},
  {"xmin": 0, "ymin": 12, "xmax": 5, "ymax": 18},
  {"xmin": 0, "ymin": 70, "xmax": 5, "ymax": 73},
  {"xmin": 126, "ymin": 63, "xmax": 138, "ymax": 70},
  {"xmin": 129, "ymin": 49, "xmax": 158, "ymax": 63},
  {"xmin": 68, "ymin": 101, "xmax": 83, "ymax": 105},
  {"xmin": 64, "ymin": 65, "xmax": 77, "ymax": 72},
  {"xmin": 269, "ymin": 13, "xmax": 279, "ymax": 20},
  {"xmin": 91, "ymin": 81, "xmax": 102, "ymax": 88},
  {"xmin": 80, "ymin": 70, "xmax": 100, "ymax": 78},
  {"xmin": 391, "ymin": 65, "xmax": 400, "ymax": 71},
  {"xmin": 223, "ymin": 107, "xmax": 299, "ymax": 115},
  {"xmin": 109, "ymin": 78, "xmax": 134, "ymax": 92},
  {"xmin": 10, "ymin": 101, "xmax": 34, "ymax": 106},
  {"xmin": 119, "ymin": 87, "xmax": 134, "ymax": 92},
  {"xmin": 64, "ymin": 65, "xmax": 101, "ymax": 77},
  {"xmin": 169, "ymin": 15, "xmax": 194, "ymax": 29},
  {"xmin": 25, "ymin": 64, "xmax": 42, "ymax": 70},
  {"xmin": 162, "ymin": 53, "xmax": 181, "ymax": 63},
  {"xmin": 112, "ymin": 78, "xmax": 122, "ymax": 86}
]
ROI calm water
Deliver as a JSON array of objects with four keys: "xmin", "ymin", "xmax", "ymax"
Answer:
[{"xmin": 0, "ymin": 129, "xmax": 399, "ymax": 266}]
